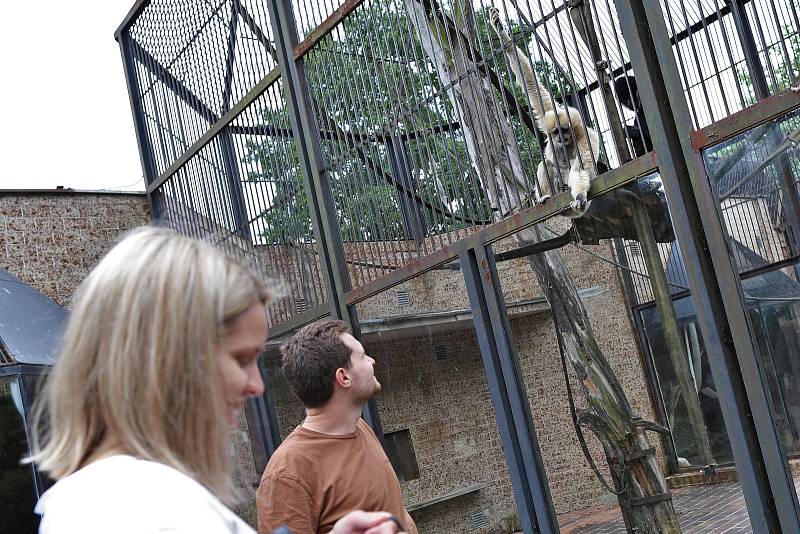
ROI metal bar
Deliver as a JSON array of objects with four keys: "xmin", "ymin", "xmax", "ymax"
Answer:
[
  {"xmin": 616, "ymin": 1, "xmax": 800, "ymax": 531},
  {"xmin": 218, "ymin": 129, "xmax": 252, "ymax": 240},
  {"xmin": 221, "ymin": 0, "xmax": 240, "ymax": 112},
  {"xmin": 244, "ymin": 393, "xmax": 281, "ymax": 473},
  {"xmin": 114, "ymin": 0, "xmax": 150, "ymax": 39},
  {"xmin": 293, "ymin": 0, "xmax": 365, "ymax": 59},
  {"xmin": 460, "ymin": 245, "xmax": 559, "ymax": 534},
  {"xmin": 266, "ymin": 0, "xmax": 383, "ymax": 435},
  {"xmin": 345, "ymin": 152, "xmax": 657, "ymax": 305},
  {"xmin": 216, "ymin": 4, "xmax": 252, "ymax": 243},
  {"xmin": 117, "ymin": 31, "xmax": 161, "ymax": 218},
  {"xmin": 236, "ymin": 1, "xmax": 277, "ymax": 56},
  {"xmin": 129, "ymin": 39, "xmax": 219, "ymax": 126},
  {"xmin": 573, "ymin": 0, "xmax": 740, "ymax": 101},
  {"xmin": 266, "ymin": 304, "xmax": 332, "ymax": 342},
  {"xmin": 690, "ymin": 88, "xmax": 800, "ymax": 149},
  {"xmin": 387, "ymin": 136, "xmax": 426, "ymax": 243}
]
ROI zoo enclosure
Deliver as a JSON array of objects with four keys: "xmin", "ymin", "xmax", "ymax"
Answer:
[{"xmin": 116, "ymin": 0, "xmax": 800, "ymax": 532}]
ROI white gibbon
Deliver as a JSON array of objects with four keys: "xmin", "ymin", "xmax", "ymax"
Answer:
[{"xmin": 489, "ymin": 8, "xmax": 600, "ymax": 217}]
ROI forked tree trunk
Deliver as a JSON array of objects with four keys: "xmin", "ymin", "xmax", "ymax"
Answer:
[{"xmin": 405, "ymin": 1, "xmax": 680, "ymax": 531}]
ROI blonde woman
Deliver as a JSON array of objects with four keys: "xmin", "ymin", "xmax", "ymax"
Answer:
[{"xmin": 30, "ymin": 226, "xmax": 403, "ymax": 534}]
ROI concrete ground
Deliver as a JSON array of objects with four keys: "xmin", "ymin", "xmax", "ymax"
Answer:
[{"xmin": 556, "ymin": 480, "xmax": 797, "ymax": 533}]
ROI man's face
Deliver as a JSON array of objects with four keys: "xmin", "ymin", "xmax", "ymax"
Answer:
[{"xmin": 340, "ymin": 333, "xmax": 380, "ymax": 404}]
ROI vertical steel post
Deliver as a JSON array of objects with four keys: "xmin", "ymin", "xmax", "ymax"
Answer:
[
  {"xmin": 616, "ymin": 2, "xmax": 800, "ymax": 531},
  {"xmin": 245, "ymin": 377, "xmax": 282, "ymax": 473},
  {"xmin": 460, "ymin": 244, "xmax": 559, "ymax": 534},
  {"xmin": 116, "ymin": 30, "xmax": 161, "ymax": 218},
  {"xmin": 265, "ymin": 1, "xmax": 383, "ymax": 436},
  {"xmin": 387, "ymin": 135, "xmax": 426, "ymax": 244},
  {"xmin": 219, "ymin": 1, "xmax": 251, "ymax": 241}
]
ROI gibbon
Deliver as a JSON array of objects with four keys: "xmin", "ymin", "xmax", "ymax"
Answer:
[
  {"xmin": 613, "ymin": 74, "xmax": 653, "ymax": 158},
  {"xmin": 489, "ymin": 8, "xmax": 600, "ymax": 217}
]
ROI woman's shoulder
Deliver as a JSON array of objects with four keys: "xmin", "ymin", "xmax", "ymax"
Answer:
[
  {"xmin": 37, "ymin": 455, "xmax": 256, "ymax": 534},
  {"xmin": 39, "ymin": 455, "xmax": 205, "ymax": 502}
]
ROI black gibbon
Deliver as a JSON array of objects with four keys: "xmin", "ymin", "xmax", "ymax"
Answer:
[{"xmin": 613, "ymin": 75, "xmax": 653, "ymax": 158}]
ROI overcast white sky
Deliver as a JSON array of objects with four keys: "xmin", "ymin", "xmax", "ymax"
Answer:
[{"xmin": 0, "ymin": 1, "xmax": 145, "ymax": 192}]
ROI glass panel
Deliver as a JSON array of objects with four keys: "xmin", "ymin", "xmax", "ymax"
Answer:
[
  {"xmin": 743, "ymin": 269, "xmax": 800, "ymax": 455},
  {"xmin": 261, "ymin": 335, "xmax": 310, "ymax": 441},
  {"xmin": 639, "ymin": 296, "xmax": 734, "ymax": 466},
  {"xmin": 20, "ymin": 373, "xmax": 54, "ymax": 495},
  {"xmin": 0, "ymin": 375, "xmax": 38, "ymax": 534},
  {"xmin": 702, "ymin": 106, "xmax": 800, "ymax": 503},
  {"xmin": 354, "ymin": 275, "xmax": 518, "ymax": 533}
]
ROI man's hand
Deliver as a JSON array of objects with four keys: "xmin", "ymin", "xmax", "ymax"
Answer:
[{"xmin": 331, "ymin": 511, "xmax": 406, "ymax": 534}]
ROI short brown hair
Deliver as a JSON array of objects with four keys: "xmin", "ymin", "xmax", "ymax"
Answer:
[{"xmin": 281, "ymin": 320, "xmax": 351, "ymax": 408}]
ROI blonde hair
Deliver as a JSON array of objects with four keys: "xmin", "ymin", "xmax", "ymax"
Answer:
[{"xmin": 30, "ymin": 226, "xmax": 271, "ymax": 503}]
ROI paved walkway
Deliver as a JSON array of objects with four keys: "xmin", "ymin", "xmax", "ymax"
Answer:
[{"xmin": 557, "ymin": 480, "xmax": 797, "ymax": 533}]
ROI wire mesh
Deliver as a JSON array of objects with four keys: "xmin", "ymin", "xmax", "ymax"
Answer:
[
  {"xmin": 660, "ymin": 0, "xmax": 800, "ymax": 128},
  {"xmin": 128, "ymin": 0, "xmax": 279, "ymax": 176},
  {"xmin": 120, "ymin": 0, "xmax": 800, "ymax": 327},
  {"xmin": 152, "ymin": 80, "xmax": 329, "ymax": 327}
]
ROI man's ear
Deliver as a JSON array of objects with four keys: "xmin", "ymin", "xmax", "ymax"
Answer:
[{"xmin": 334, "ymin": 367, "xmax": 351, "ymax": 388}]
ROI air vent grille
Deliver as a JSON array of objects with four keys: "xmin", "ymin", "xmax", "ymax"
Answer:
[
  {"xmin": 471, "ymin": 510, "xmax": 487, "ymax": 530},
  {"xmin": 295, "ymin": 298, "xmax": 308, "ymax": 314},
  {"xmin": 396, "ymin": 289, "xmax": 410, "ymax": 306},
  {"xmin": 630, "ymin": 242, "xmax": 641, "ymax": 256},
  {"xmin": 434, "ymin": 345, "xmax": 447, "ymax": 360}
]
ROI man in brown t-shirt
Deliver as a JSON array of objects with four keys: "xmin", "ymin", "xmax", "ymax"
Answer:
[{"xmin": 257, "ymin": 320, "xmax": 417, "ymax": 534}]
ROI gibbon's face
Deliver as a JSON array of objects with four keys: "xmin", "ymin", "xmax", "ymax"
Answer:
[
  {"xmin": 339, "ymin": 332, "xmax": 381, "ymax": 404},
  {"xmin": 549, "ymin": 125, "xmax": 574, "ymax": 148},
  {"xmin": 542, "ymin": 108, "xmax": 579, "ymax": 150},
  {"xmin": 217, "ymin": 303, "xmax": 268, "ymax": 430}
]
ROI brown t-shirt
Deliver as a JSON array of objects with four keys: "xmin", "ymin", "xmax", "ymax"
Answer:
[{"xmin": 256, "ymin": 419, "xmax": 417, "ymax": 534}]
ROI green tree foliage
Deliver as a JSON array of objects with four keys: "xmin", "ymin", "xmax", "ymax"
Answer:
[
  {"xmin": 244, "ymin": 3, "xmax": 565, "ymax": 244},
  {"xmin": 738, "ymin": 27, "xmax": 800, "ymax": 106}
]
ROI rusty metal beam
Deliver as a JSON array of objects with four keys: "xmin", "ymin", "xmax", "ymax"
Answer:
[
  {"xmin": 293, "ymin": 0, "xmax": 366, "ymax": 59},
  {"xmin": 690, "ymin": 87, "xmax": 800, "ymax": 150},
  {"xmin": 266, "ymin": 304, "xmax": 332, "ymax": 342}
]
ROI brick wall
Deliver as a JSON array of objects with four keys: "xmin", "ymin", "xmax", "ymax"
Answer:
[{"xmin": 0, "ymin": 191, "xmax": 151, "ymax": 306}]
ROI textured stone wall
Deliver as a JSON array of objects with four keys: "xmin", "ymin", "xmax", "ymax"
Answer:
[{"xmin": 0, "ymin": 192, "xmax": 151, "ymax": 306}]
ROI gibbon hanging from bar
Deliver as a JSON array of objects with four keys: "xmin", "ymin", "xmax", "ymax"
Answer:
[{"xmin": 489, "ymin": 8, "xmax": 600, "ymax": 217}]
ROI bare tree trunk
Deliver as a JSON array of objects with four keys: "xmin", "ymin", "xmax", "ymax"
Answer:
[{"xmin": 405, "ymin": 1, "xmax": 680, "ymax": 531}]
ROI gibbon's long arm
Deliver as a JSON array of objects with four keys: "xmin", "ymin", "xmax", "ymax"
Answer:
[
  {"xmin": 488, "ymin": 8, "xmax": 555, "ymax": 119},
  {"xmin": 572, "ymin": 108, "xmax": 600, "ymax": 175}
]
